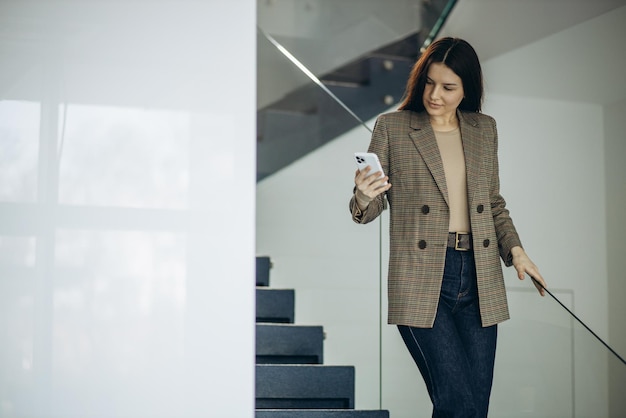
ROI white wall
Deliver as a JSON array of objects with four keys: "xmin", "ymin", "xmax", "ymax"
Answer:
[
  {"xmin": 482, "ymin": 95, "xmax": 607, "ymax": 336},
  {"xmin": 257, "ymin": 5, "xmax": 625, "ymax": 418},
  {"xmin": 0, "ymin": 1, "xmax": 256, "ymax": 417},
  {"xmin": 483, "ymin": 95, "xmax": 608, "ymax": 418}
]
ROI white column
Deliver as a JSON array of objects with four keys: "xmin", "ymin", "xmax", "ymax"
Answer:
[{"xmin": 0, "ymin": 1, "xmax": 256, "ymax": 417}]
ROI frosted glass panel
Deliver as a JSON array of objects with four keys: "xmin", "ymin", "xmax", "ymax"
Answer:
[
  {"xmin": 0, "ymin": 100, "xmax": 40, "ymax": 202},
  {"xmin": 58, "ymin": 105, "xmax": 189, "ymax": 209},
  {"xmin": 0, "ymin": 272, "xmax": 35, "ymax": 416},
  {"xmin": 256, "ymin": 29, "xmax": 383, "ymax": 410},
  {"xmin": 50, "ymin": 230, "xmax": 186, "ymax": 415},
  {"xmin": 0, "ymin": 1, "xmax": 256, "ymax": 417},
  {"xmin": 0, "ymin": 236, "xmax": 37, "ymax": 267}
]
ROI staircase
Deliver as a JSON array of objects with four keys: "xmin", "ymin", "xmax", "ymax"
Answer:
[
  {"xmin": 255, "ymin": 256, "xmax": 389, "ymax": 418},
  {"xmin": 257, "ymin": 0, "xmax": 458, "ymax": 181},
  {"xmin": 256, "ymin": 33, "xmax": 415, "ymax": 182}
]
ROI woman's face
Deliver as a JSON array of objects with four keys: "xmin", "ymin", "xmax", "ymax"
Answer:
[{"xmin": 422, "ymin": 62, "xmax": 465, "ymax": 119}]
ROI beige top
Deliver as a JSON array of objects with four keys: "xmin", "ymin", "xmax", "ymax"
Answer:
[{"xmin": 434, "ymin": 127, "xmax": 470, "ymax": 233}]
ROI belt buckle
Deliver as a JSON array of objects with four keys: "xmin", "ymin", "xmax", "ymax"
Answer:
[{"xmin": 455, "ymin": 232, "xmax": 470, "ymax": 251}]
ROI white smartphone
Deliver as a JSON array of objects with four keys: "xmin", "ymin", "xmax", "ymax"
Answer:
[{"xmin": 354, "ymin": 152, "xmax": 387, "ymax": 184}]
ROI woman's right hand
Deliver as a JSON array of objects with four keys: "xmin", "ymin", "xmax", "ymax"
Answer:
[{"xmin": 354, "ymin": 166, "xmax": 391, "ymax": 209}]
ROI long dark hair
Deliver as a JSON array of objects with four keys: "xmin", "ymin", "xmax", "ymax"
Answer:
[{"xmin": 398, "ymin": 37, "xmax": 483, "ymax": 113}]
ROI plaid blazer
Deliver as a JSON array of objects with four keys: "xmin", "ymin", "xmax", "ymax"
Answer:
[{"xmin": 350, "ymin": 110, "xmax": 522, "ymax": 328}]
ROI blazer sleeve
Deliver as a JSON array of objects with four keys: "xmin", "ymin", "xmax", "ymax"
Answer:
[
  {"xmin": 488, "ymin": 116, "xmax": 523, "ymax": 266},
  {"xmin": 349, "ymin": 115, "xmax": 390, "ymax": 224}
]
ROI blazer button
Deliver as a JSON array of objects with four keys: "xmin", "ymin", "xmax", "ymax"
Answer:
[
  {"xmin": 477, "ymin": 204, "xmax": 484, "ymax": 213},
  {"xmin": 418, "ymin": 240, "xmax": 427, "ymax": 249},
  {"xmin": 421, "ymin": 205, "xmax": 430, "ymax": 214},
  {"xmin": 483, "ymin": 239, "xmax": 490, "ymax": 248}
]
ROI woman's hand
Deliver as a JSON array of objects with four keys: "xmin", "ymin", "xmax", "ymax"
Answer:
[
  {"xmin": 511, "ymin": 246, "xmax": 547, "ymax": 296},
  {"xmin": 354, "ymin": 166, "xmax": 391, "ymax": 209}
]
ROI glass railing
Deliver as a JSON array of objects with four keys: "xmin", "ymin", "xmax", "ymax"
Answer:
[
  {"xmin": 256, "ymin": 26, "xmax": 373, "ymax": 180},
  {"xmin": 257, "ymin": 0, "xmax": 424, "ymax": 107},
  {"xmin": 257, "ymin": 0, "xmax": 457, "ymax": 181},
  {"xmin": 256, "ymin": 1, "xmax": 625, "ymax": 416},
  {"xmin": 256, "ymin": 0, "xmax": 456, "ymax": 412},
  {"xmin": 257, "ymin": 0, "xmax": 452, "ymax": 111}
]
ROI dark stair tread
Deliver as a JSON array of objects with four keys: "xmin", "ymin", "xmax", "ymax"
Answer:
[
  {"xmin": 256, "ymin": 288, "xmax": 295, "ymax": 324},
  {"xmin": 256, "ymin": 365, "xmax": 355, "ymax": 409},
  {"xmin": 256, "ymin": 256, "xmax": 272, "ymax": 286},
  {"xmin": 256, "ymin": 323, "xmax": 324, "ymax": 364},
  {"xmin": 256, "ymin": 410, "xmax": 389, "ymax": 418}
]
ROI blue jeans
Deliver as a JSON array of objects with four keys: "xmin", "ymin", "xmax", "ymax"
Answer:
[{"xmin": 398, "ymin": 248, "xmax": 497, "ymax": 418}]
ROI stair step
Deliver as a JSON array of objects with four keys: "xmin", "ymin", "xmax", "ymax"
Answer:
[
  {"xmin": 257, "ymin": 108, "xmax": 320, "ymax": 180},
  {"xmin": 256, "ymin": 410, "xmax": 389, "ymax": 418},
  {"xmin": 256, "ymin": 324, "xmax": 324, "ymax": 364},
  {"xmin": 256, "ymin": 365, "xmax": 354, "ymax": 409},
  {"xmin": 256, "ymin": 288, "xmax": 295, "ymax": 324},
  {"xmin": 256, "ymin": 256, "xmax": 271, "ymax": 286}
]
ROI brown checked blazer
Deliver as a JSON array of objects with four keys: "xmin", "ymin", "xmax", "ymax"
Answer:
[{"xmin": 350, "ymin": 110, "xmax": 522, "ymax": 328}]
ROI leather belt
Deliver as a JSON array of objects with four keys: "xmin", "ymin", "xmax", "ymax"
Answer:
[{"xmin": 447, "ymin": 232, "xmax": 472, "ymax": 251}]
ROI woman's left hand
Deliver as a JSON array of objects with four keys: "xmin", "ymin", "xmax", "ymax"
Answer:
[{"xmin": 511, "ymin": 246, "xmax": 547, "ymax": 296}]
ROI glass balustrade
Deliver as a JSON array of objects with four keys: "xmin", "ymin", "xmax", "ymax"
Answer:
[
  {"xmin": 256, "ymin": 26, "xmax": 385, "ymax": 409},
  {"xmin": 256, "ymin": 1, "xmax": 626, "ymax": 417}
]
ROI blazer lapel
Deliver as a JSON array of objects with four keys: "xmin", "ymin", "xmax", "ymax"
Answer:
[
  {"xmin": 408, "ymin": 111, "xmax": 449, "ymax": 206},
  {"xmin": 458, "ymin": 111, "xmax": 483, "ymax": 205}
]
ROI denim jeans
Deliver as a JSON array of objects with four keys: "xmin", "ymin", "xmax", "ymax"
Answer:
[{"xmin": 398, "ymin": 247, "xmax": 497, "ymax": 418}]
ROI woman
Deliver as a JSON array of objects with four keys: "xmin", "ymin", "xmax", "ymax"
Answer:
[{"xmin": 349, "ymin": 37, "xmax": 547, "ymax": 417}]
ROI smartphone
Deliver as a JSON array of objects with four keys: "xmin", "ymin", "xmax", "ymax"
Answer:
[{"xmin": 354, "ymin": 152, "xmax": 387, "ymax": 184}]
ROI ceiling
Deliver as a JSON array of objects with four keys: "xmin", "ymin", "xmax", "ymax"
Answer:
[
  {"xmin": 439, "ymin": 0, "xmax": 626, "ymax": 61},
  {"xmin": 439, "ymin": 0, "xmax": 626, "ymax": 104}
]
